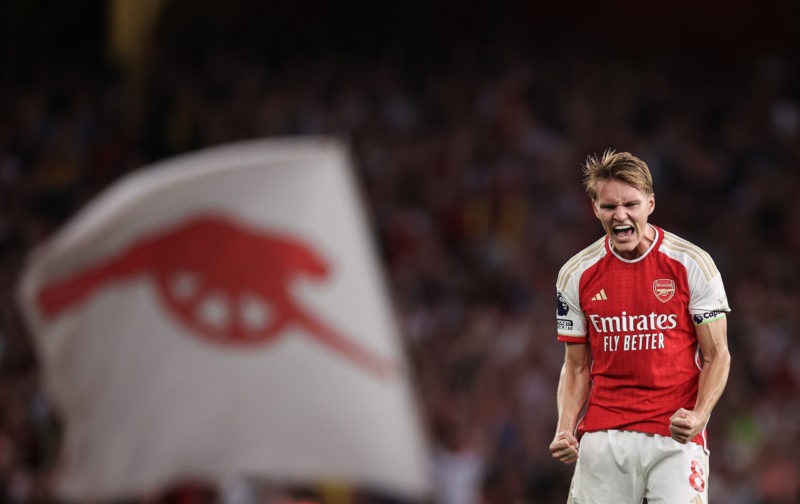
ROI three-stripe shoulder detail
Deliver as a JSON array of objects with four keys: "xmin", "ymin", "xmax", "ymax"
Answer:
[
  {"xmin": 557, "ymin": 237, "xmax": 606, "ymax": 292},
  {"xmin": 661, "ymin": 232, "xmax": 719, "ymax": 281}
]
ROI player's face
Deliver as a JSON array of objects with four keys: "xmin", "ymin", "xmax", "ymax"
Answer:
[{"xmin": 593, "ymin": 179, "xmax": 655, "ymax": 259}]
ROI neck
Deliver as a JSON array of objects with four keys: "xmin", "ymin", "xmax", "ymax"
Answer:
[{"xmin": 616, "ymin": 224, "xmax": 655, "ymax": 259}]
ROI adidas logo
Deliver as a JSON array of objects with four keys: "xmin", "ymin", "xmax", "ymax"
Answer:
[{"xmin": 591, "ymin": 289, "xmax": 608, "ymax": 301}]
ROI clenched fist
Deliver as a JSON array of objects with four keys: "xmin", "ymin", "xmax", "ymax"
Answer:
[{"xmin": 550, "ymin": 430, "xmax": 580, "ymax": 465}]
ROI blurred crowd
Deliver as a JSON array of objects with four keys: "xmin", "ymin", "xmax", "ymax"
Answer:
[{"xmin": 1, "ymin": 6, "xmax": 800, "ymax": 504}]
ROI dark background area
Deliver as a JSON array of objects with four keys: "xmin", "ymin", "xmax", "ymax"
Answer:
[{"xmin": 2, "ymin": 1, "xmax": 799, "ymax": 71}]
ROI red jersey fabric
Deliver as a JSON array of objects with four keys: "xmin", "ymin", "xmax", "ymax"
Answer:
[{"xmin": 556, "ymin": 225, "xmax": 730, "ymax": 447}]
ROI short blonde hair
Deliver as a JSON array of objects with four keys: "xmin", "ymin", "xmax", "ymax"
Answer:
[{"xmin": 582, "ymin": 149, "xmax": 654, "ymax": 201}]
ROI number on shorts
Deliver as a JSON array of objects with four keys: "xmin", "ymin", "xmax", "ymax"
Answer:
[{"xmin": 689, "ymin": 459, "xmax": 705, "ymax": 492}]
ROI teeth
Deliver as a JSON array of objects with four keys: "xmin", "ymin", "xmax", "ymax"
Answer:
[{"xmin": 614, "ymin": 225, "xmax": 632, "ymax": 231}]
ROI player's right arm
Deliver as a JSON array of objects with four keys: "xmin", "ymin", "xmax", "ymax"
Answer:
[
  {"xmin": 550, "ymin": 342, "xmax": 591, "ymax": 465},
  {"xmin": 552, "ymin": 248, "xmax": 600, "ymax": 464}
]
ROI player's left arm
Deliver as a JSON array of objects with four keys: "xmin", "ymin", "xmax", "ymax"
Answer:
[{"xmin": 669, "ymin": 316, "xmax": 730, "ymax": 444}]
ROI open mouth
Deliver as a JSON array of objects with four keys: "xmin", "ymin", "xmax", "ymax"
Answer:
[{"xmin": 613, "ymin": 224, "xmax": 634, "ymax": 240}]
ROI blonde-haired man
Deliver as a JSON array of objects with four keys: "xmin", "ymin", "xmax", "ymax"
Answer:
[{"xmin": 550, "ymin": 150, "xmax": 731, "ymax": 503}]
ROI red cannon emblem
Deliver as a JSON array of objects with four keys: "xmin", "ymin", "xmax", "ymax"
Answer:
[{"xmin": 37, "ymin": 214, "xmax": 394, "ymax": 379}]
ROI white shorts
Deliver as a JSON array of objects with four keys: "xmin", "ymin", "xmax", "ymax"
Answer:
[{"xmin": 568, "ymin": 430, "xmax": 709, "ymax": 504}]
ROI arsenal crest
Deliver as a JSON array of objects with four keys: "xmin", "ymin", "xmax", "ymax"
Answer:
[{"xmin": 653, "ymin": 278, "xmax": 675, "ymax": 303}]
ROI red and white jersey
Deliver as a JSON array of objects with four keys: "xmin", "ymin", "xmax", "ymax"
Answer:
[{"xmin": 556, "ymin": 225, "xmax": 730, "ymax": 446}]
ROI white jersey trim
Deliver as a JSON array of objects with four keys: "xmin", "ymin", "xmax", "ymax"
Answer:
[
  {"xmin": 659, "ymin": 230, "xmax": 731, "ymax": 316},
  {"xmin": 661, "ymin": 231, "xmax": 719, "ymax": 282},
  {"xmin": 557, "ymin": 236, "xmax": 606, "ymax": 293},
  {"xmin": 556, "ymin": 237, "xmax": 607, "ymax": 339}
]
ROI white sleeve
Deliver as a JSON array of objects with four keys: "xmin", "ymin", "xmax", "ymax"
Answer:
[
  {"xmin": 556, "ymin": 271, "xmax": 587, "ymax": 339},
  {"xmin": 686, "ymin": 254, "xmax": 730, "ymax": 325}
]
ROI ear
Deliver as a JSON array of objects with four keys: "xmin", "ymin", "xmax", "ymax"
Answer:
[
  {"xmin": 647, "ymin": 194, "xmax": 655, "ymax": 215},
  {"xmin": 591, "ymin": 199, "xmax": 601, "ymax": 219}
]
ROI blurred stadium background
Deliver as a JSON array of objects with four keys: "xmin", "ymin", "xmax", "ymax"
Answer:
[{"xmin": 1, "ymin": 0, "xmax": 799, "ymax": 502}]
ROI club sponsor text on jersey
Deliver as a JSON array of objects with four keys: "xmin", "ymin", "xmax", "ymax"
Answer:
[{"xmin": 589, "ymin": 311, "xmax": 677, "ymax": 352}]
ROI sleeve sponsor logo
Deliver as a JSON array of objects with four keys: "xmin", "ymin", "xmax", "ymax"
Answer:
[
  {"xmin": 692, "ymin": 310, "xmax": 725, "ymax": 325},
  {"xmin": 557, "ymin": 319, "xmax": 573, "ymax": 331},
  {"xmin": 557, "ymin": 293, "xmax": 569, "ymax": 316}
]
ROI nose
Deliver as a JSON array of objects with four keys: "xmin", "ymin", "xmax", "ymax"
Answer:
[{"xmin": 612, "ymin": 205, "xmax": 627, "ymax": 222}]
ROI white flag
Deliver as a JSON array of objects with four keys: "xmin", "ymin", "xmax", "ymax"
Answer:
[{"xmin": 17, "ymin": 137, "xmax": 431, "ymax": 501}]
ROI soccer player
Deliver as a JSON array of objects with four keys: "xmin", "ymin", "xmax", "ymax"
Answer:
[{"xmin": 549, "ymin": 150, "xmax": 731, "ymax": 503}]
